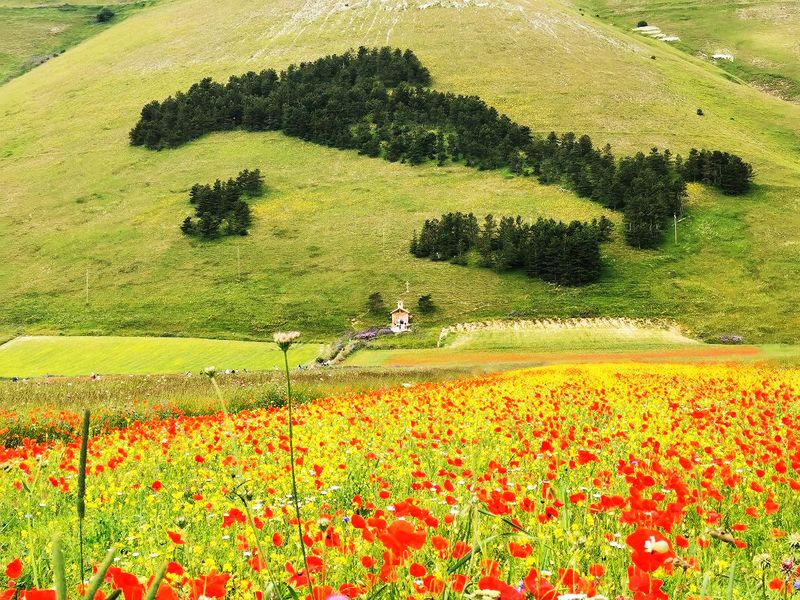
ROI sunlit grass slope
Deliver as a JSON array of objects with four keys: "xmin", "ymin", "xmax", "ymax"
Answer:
[
  {"xmin": 0, "ymin": 336, "xmax": 321, "ymax": 377},
  {"xmin": 0, "ymin": 0, "xmax": 799, "ymax": 341}
]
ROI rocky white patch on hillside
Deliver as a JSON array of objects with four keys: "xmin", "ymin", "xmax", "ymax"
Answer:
[
  {"xmin": 253, "ymin": 0, "xmax": 642, "ymax": 61},
  {"xmin": 633, "ymin": 24, "xmax": 679, "ymax": 42}
]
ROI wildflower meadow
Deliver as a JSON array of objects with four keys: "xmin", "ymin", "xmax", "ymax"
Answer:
[{"xmin": 2, "ymin": 362, "xmax": 799, "ymax": 600}]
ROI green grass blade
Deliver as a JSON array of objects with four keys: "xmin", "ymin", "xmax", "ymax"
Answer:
[
  {"xmin": 447, "ymin": 534, "xmax": 501, "ymax": 575},
  {"xmin": 143, "ymin": 563, "xmax": 167, "ymax": 600},
  {"xmin": 726, "ymin": 561, "xmax": 736, "ymax": 600},
  {"xmin": 699, "ymin": 571, "xmax": 710, "ymax": 600},
  {"xmin": 52, "ymin": 536, "xmax": 67, "ymax": 600},
  {"xmin": 83, "ymin": 547, "xmax": 115, "ymax": 600}
]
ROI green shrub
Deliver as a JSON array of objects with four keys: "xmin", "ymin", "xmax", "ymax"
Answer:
[
  {"xmin": 418, "ymin": 294, "xmax": 435, "ymax": 314},
  {"xmin": 96, "ymin": 7, "xmax": 115, "ymax": 22}
]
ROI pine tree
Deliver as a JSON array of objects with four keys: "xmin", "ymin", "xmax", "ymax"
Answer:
[
  {"xmin": 435, "ymin": 130, "xmax": 447, "ymax": 166},
  {"xmin": 367, "ymin": 292, "xmax": 386, "ymax": 315},
  {"xmin": 478, "ymin": 214, "xmax": 497, "ymax": 267},
  {"xmin": 180, "ymin": 216, "xmax": 195, "ymax": 235},
  {"xmin": 418, "ymin": 294, "xmax": 435, "ymax": 314},
  {"xmin": 197, "ymin": 213, "xmax": 220, "ymax": 238}
]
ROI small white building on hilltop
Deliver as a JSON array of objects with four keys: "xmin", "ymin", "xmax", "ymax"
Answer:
[{"xmin": 390, "ymin": 300, "xmax": 411, "ymax": 333}]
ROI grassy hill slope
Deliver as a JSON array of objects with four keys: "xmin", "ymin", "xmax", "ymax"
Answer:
[{"xmin": 1, "ymin": 0, "xmax": 799, "ymax": 341}]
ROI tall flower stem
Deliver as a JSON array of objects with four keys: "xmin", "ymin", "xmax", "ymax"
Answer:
[
  {"xmin": 205, "ymin": 367, "xmax": 282, "ymax": 598},
  {"xmin": 282, "ymin": 347, "xmax": 313, "ymax": 600},
  {"xmin": 77, "ymin": 409, "xmax": 90, "ymax": 585}
]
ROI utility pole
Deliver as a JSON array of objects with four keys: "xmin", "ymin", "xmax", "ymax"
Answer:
[
  {"xmin": 405, "ymin": 280, "xmax": 410, "ymax": 294},
  {"xmin": 85, "ymin": 268, "xmax": 89, "ymax": 305},
  {"xmin": 237, "ymin": 245, "xmax": 241, "ymax": 281},
  {"xmin": 674, "ymin": 213, "xmax": 678, "ymax": 244}
]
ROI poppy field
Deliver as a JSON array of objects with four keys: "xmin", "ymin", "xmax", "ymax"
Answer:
[{"xmin": 2, "ymin": 362, "xmax": 800, "ymax": 600}]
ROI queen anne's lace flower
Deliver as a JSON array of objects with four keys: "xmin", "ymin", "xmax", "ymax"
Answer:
[{"xmin": 273, "ymin": 331, "xmax": 301, "ymax": 351}]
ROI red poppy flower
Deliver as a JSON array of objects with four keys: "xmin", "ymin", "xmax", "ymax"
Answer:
[
  {"xmin": 452, "ymin": 541, "xmax": 471, "ymax": 559},
  {"xmin": 508, "ymin": 542, "xmax": 533, "ymax": 558},
  {"xmin": 768, "ymin": 578, "xmax": 786, "ymax": 592},
  {"xmin": 522, "ymin": 569, "xmax": 557, "ymax": 600},
  {"xmin": 222, "ymin": 508, "xmax": 247, "ymax": 528},
  {"xmin": 360, "ymin": 556, "xmax": 375, "ymax": 569},
  {"xmin": 188, "ymin": 571, "xmax": 230, "ymax": 600},
  {"xmin": 154, "ymin": 584, "xmax": 178, "ymax": 600},
  {"xmin": 5, "ymin": 560, "xmax": 22, "ymax": 580},
  {"xmin": 20, "ymin": 591, "xmax": 57, "ymax": 600},
  {"xmin": 106, "ymin": 566, "xmax": 144, "ymax": 600},
  {"xmin": 765, "ymin": 497, "xmax": 780, "ymax": 515},
  {"xmin": 377, "ymin": 520, "xmax": 426, "ymax": 556},
  {"xmin": 167, "ymin": 531, "xmax": 185, "ymax": 545},
  {"xmin": 451, "ymin": 574, "xmax": 468, "ymax": 593},
  {"xmin": 431, "ymin": 535, "xmax": 449, "ymax": 553},
  {"xmin": 249, "ymin": 555, "xmax": 266, "ymax": 572},
  {"xmin": 559, "ymin": 568, "xmax": 594, "ymax": 596},
  {"xmin": 626, "ymin": 528, "xmax": 675, "ymax": 572},
  {"xmin": 588, "ymin": 564, "xmax": 605, "ymax": 578},
  {"xmin": 351, "ymin": 514, "xmax": 366, "ymax": 529},
  {"xmin": 628, "ymin": 566, "xmax": 668, "ymax": 600},
  {"xmin": 477, "ymin": 577, "xmax": 522, "ymax": 600}
]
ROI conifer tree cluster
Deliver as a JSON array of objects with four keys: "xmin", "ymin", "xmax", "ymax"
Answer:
[
  {"xmin": 180, "ymin": 169, "xmax": 263, "ymax": 238},
  {"xmin": 410, "ymin": 212, "xmax": 613, "ymax": 286},
  {"xmin": 680, "ymin": 149, "xmax": 754, "ymax": 196},
  {"xmin": 132, "ymin": 47, "xmax": 754, "ymax": 250}
]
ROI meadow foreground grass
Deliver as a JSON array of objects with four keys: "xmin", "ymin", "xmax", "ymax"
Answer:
[
  {"xmin": 0, "ymin": 365, "xmax": 477, "ymax": 446},
  {"xmin": 0, "ymin": 336, "xmax": 322, "ymax": 378},
  {"xmin": 1, "ymin": 362, "xmax": 799, "ymax": 599}
]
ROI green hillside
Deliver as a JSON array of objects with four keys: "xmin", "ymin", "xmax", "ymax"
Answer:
[
  {"xmin": 0, "ymin": 0, "xmax": 153, "ymax": 85},
  {"xmin": 1, "ymin": 0, "xmax": 799, "ymax": 341},
  {"xmin": 582, "ymin": 0, "xmax": 800, "ymax": 102}
]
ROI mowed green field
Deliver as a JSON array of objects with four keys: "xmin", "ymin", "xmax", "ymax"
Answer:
[
  {"xmin": 438, "ymin": 323, "xmax": 699, "ymax": 351},
  {"xmin": 344, "ymin": 324, "xmax": 751, "ymax": 368},
  {"xmin": 581, "ymin": 0, "xmax": 800, "ymax": 101},
  {"xmin": 0, "ymin": 1, "xmax": 152, "ymax": 84},
  {"xmin": 0, "ymin": 336, "xmax": 321, "ymax": 377},
  {"xmin": 1, "ymin": 0, "xmax": 799, "ymax": 341}
]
